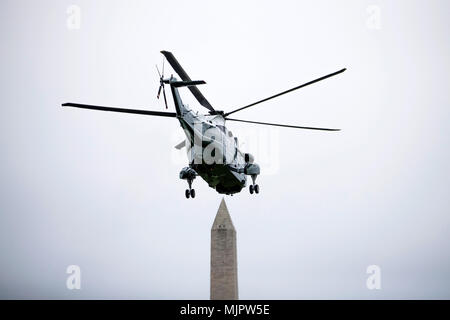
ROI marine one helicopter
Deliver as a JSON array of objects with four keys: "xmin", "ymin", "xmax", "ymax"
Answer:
[{"xmin": 62, "ymin": 51, "xmax": 346, "ymax": 198}]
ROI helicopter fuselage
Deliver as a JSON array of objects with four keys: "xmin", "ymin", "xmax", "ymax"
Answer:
[
  {"xmin": 171, "ymin": 81, "xmax": 250, "ymax": 195},
  {"xmin": 62, "ymin": 50, "xmax": 344, "ymax": 198}
]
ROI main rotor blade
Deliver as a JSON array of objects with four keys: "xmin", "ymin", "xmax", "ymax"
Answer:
[
  {"xmin": 161, "ymin": 50, "xmax": 216, "ymax": 112},
  {"xmin": 225, "ymin": 117, "xmax": 340, "ymax": 131},
  {"xmin": 224, "ymin": 68, "xmax": 346, "ymax": 117},
  {"xmin": 62, "ymin": 103, "xmax": 176, "ymax": 117}
]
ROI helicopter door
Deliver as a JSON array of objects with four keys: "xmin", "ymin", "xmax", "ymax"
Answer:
[
  {"xmin": 189, "ymin": 119, "xmax": 204, "ymax": 164},
  {"xmin": 224, "ymin": 129, "xmax": 236, "ymax": 165},
  {"xmin": 206, "ymin": 123, "xmax": 224, "ymax": 164}
]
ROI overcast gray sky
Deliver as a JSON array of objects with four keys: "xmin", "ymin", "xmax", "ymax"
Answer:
[{"xmin": 0, "ymin": 0, "xmax": 449, "ymax": 299}]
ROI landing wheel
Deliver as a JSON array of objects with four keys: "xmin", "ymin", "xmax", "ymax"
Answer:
[
  {"xmin": 190, "ymin": 189, "xmax": 196, "ymax": 198},
  {"xmin": 185, "ymin": 189, "xmax": 190, "ymax": 199},
  {"xmin": 254, "ymin": 184, "xmax": 260, "ymax": 194},
  {"xmin": 249, "ymin": 184, "xmax": 254, "ymax": 194}
]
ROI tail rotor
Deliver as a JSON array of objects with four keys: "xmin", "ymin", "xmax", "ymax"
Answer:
[{"xmin": 156, "ymin": 59, "xmax": 168, "ymax": 109}]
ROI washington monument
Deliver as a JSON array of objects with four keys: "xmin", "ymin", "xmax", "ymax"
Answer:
[{"xmin": 210, "ymin": 199, "xmax": 238, "ymax": 300}]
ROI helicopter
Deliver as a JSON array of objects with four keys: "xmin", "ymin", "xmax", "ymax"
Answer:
[{"xmin": 62, "ymin": 50, "xmax": 346, "ymax": 198}]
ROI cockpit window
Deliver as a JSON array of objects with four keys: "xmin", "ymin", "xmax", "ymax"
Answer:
[{"xmin": 217, "ymin": 125, "xmax": 226, "ymax": 133}]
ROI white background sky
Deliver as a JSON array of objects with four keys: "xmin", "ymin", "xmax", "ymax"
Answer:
[{"xmin": 0, "ymin": 0, "xmax": 449, "ymax": 299}]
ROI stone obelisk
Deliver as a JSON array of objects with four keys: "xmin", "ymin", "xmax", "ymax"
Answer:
[{"xmin": 210, "ymin": 198, "xmax": 238, "ymax": 300}]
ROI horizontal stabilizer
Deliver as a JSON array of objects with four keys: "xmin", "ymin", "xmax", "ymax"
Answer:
[{"xmin": 171, "ymin": 80, "xmax": 206, "ymax": 88}]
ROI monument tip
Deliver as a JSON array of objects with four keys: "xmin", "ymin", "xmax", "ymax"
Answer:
[{"xmin": 212, "ymin": 198, "xmax": 235, "ymax": 231}]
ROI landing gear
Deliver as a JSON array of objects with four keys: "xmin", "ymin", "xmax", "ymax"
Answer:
[
  {"xmin": 185, "ymin": 178, "xmax": 196, "ymax": 199},
  {"xmin": 249, "ymin": 184, "xmax": 260, "ymax": 194},
  {"xmin": 180, "ymin": 167, "xmax": 197, "ymax": 200},
  {"xmin": 249, "ymin": 174, "xmax": 260, "ymax": 195},
  {"xmin": 185, "ymin": 188, "xmax": 195, "ymax": 199}
]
